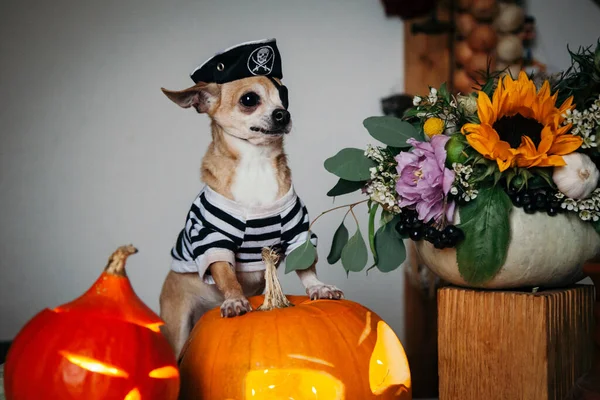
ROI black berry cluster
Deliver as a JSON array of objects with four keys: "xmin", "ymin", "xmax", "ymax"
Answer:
[
  {"xmin": 506, "ymin": 187, "xmax": 562, "ymax": 216},
  {"xmin": 395, "ymin": 209, "xmax": 465, "ymax": 249}
]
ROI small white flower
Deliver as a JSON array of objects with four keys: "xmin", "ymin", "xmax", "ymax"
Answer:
[
  {"xmin": 413, "ymin": 96, "xmax": 422, "ymax": 106},
  {"xmin": 450, "ymin": 186, "xmax": 459, "ymax": 195},
  {"xmin": 562, "ymin": 199, "xmax": 579, "ymax": 211},
  {"xmin": 428, "ymin": 88, "xmax": 438, "ymax": 105}
]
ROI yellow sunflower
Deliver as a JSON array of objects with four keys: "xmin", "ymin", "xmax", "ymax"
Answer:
[{"xmin": 461, "ymin": 71, "xmax": 582, "ymax": 172}]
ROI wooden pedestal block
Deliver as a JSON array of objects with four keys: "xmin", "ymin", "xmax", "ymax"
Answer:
[{"xmin": 438, "ymin": 285, "xmax": 595, "ymax": 400}]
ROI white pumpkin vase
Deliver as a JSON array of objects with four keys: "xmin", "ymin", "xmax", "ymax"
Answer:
[{"xmin": 404, "ymin": 207, "xmax": 600, "ymax": 289}]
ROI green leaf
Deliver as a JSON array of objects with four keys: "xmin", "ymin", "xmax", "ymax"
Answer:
[
  {"xmin": 439, "ymin": 82, "xmax": 451, "ymax": 103},
  {"xmin": 324, "ymin": 148, "xmax": 376, "ymax": 182},
  {"xmin": 363, "ymin": 116, "xmax": 419, "ymax": 148},
  {"xmin": 285, "ymin": 239, "xmax": 317, "ymax": 273},
  {"xmin": 480, "ymin": 80, "xmax": 495, "ymax": 99},
  {"xmin": 493, "ymin": 169, "xmax": 503, "ymax": 186},
  {"xmin": 368, "ymin": 203, "xmax": 379, "ymax": 263},
  {"xmin": 404, "ymin": 107, "xmax": 421, "ymax": 118},
  {"xmin": 327, "ymin": 221, "xmax": 349, "ymax": 264},
  {"xmin": 374, "ymin": 216, "xmax": 406, "ymax": 272},
  {"xmin": 380, "ymin": 209, "xmax": 395, "ymax": 225},
  {"xmin": 387, "ymin": 146, "xmax": 403, "ymax": 157},
  {"xmin": 505, "ymin": 169, "xmax": 516, "ymax": 189},
  {"xmin": 327, "ymin": 178, "xmax": 366, "ymax": 197},
  {"xmin": 341, "ymin": 229, "xmax": 368, "ymax": 272},
  {"xmin": 529, "ymin": 168, "xmax": 556, "ymax": 189},
  {"xmin": 456, "ymin": 186, "xmax": 512, "ymax": 284}
]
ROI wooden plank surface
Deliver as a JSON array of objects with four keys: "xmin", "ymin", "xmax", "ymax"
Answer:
[
  {"xmin": 403, "ymin": 17, "xmax": 451, "ymax": 96},
  {"xmin": 438, "ymin": 286, "xmax": 595, "ymax": 400}
]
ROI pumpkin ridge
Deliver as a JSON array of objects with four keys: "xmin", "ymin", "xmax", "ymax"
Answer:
[
  {"xmin": 207, "ymin": 315, "xmax": 231, "ymax": 399},
  {"xmin": 309, "ymin": 304, "xmax": 365, "ymax": 393}
]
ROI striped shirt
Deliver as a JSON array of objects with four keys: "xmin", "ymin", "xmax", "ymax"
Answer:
[{"xmin": 170, "ymin": 185, "xmax": 317, "ymax": 283}]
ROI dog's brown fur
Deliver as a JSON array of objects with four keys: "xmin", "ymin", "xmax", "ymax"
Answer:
[{"xmin": 159, "ymin": 76, "xmax": 342, "ymax": 358}]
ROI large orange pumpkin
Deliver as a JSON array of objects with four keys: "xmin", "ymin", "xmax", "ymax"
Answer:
[
  {"xmin": 3, "ymin": 245, "xmax": 179, "ymax": 400},
  {"xmin": 178, "ymin": 249, "xmax": 411, "ymax": 400}
]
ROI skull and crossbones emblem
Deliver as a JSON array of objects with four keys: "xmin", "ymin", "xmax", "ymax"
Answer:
[{"xmin": 247, "ymin": 46, "xmax": 275, "ymax": 75}]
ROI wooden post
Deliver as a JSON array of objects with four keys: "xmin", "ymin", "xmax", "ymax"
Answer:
[
  {"xmin": 404, "ymin": 17, "xmax": 451, "ymax": 96},
  {"xmin": 403, "ymin": 269, "xmax": 439, "ymax": 398},
  {"xmin": 438, "ymin": 286, "xmax": 595, "ymax": 400},
  {"xmin": 567, "ymin": 264, "xmax": 600, "ymax": 399}
]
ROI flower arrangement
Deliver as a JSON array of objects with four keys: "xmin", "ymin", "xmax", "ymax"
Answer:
[{"xmin": 285, "ymin": 40, "xmax": 600, "ymax": 287}]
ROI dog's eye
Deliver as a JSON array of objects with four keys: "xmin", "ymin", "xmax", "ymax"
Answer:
[{"xmin": 240, "ymin": 92, "xmax": 260, "ymax": 107}]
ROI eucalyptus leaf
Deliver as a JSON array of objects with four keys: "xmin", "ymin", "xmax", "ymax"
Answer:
[
  {"xmin": 456, "ymin": 186, "xmax": 512, "ymax": 284},
  {"xmin": 285, "ymin": 239, "xmax": 317, "ymax": 273},
  {"xmin": 374, "ymin": 216, "xmax": 406, "ymax": 272},
  {"xmin": 341, "ymin": 229, "xmax": 368, "ymax": 272},
  {"xmin": 363, "ymin": 116, "xmax": 419, "ymax": 148},
  {"xmin": 327, "ymin": 221, "xmax": 349, "ymax": 264},
  {"xmin": 324, "ymin": 148, "xmax": 376, "ymax": 182},
  {"xmin": 327, "ymin": 178, "xmax": 366, "ymax": 197}
]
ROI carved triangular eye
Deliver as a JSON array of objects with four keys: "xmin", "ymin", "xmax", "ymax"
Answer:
[
  {"xmin": 60, "ymin": 350, "xmax": 128, "ymax": 378},
  {"xmin": 148, "ymin": 365, "xmax": 179, "ymax": 379}
]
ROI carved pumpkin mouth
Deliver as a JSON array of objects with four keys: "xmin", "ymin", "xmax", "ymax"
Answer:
[{"xmin": 245, "ymin": 368, "xmax": 345, "ymax": 400}]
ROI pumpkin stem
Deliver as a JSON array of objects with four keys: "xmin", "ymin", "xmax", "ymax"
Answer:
[
  {"xmin": 258, "ymin": 247, "xmax": 293, "ymax": 311},
  {"xmin": 104, "ymin": 245, "xmax": 138, "ymax": 276}
]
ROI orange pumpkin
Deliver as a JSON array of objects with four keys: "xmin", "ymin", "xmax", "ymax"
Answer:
[
  {"xmin": 4, "ymin": 245, "xmax": 179, "ymax": 400},
  {"xmin": 178, "ymin": 249, "xmax": 411, "ymax": 400}
]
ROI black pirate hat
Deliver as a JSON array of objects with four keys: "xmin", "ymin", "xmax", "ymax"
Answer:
[
  {"xmin": 190, "ymin": 38, "xmax": 283, "ymax": 85},
  {"xmin": 190, "ymin": 38, "xmax": 288, "ymax": 109}
]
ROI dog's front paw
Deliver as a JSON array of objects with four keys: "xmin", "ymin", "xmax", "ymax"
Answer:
[
  {"xmin": 220, "ymin": 296, "xmax": 252, "ymax": 318},
  {"xmin": 307, "ymin": 284, "xmax": 344, "ymax": 300}
]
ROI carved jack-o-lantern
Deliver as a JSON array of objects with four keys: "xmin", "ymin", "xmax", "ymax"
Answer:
[
  {"xmin": 178, "ymin": 249, "xmax": 411, "ymax": 399},
  {"xmin": 4, "ymin": 246, "xmax": 179, "ymax": 400}
]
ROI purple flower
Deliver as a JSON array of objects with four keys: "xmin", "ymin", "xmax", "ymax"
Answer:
[{"xmin": 395, "ymin": 135, "xmax": 456, "ymax": 223}]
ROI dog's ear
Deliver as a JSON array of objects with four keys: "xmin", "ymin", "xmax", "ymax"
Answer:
[{"xmin": 161, "ymin": 82, "xmax": 220, "ymax": 114}]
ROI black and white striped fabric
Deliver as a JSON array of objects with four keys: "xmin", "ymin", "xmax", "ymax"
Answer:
[{"xmin": 170, "ymin": 185, "xmax": 317, "ymax": 284}]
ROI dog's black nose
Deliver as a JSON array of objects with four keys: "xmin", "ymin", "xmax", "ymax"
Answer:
[{"xmin": 272, "ymin": 109, "xmax": 290, "ymax": 127}]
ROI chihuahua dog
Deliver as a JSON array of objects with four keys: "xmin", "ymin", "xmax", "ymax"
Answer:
[{"xmin": 158, "ymin": 39, "xmax": 343, "ymax": 358}]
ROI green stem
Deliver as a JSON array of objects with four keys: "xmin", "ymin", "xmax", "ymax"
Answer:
[
  {"xmin": 308, "ymin": 199, "xmax": 367, "ymax": 231},
  {"xmin": 368, "ymin": 203, "xmax": 379, "ymax": 264}
]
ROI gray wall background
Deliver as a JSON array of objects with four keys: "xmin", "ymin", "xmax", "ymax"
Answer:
[{"xmin": 1, "ymin": 0, "xmax": 599, "ymax": 341}]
